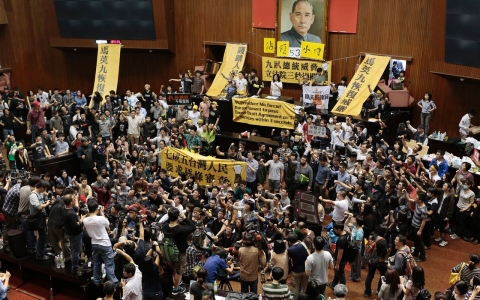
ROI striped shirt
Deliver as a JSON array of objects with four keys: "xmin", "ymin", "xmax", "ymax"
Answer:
[
  {"xmin": 2, "ymin": 183, "xmax": 21, "ymax": 216},
  {"xmin": 452, "ymin": 262, "xmax": 480, "ymax": 284},
  {"xmin": 262, "ymin": 283, "xmax": 291, "ymax": 300},
  {"xmin": 411, "ymin": 204, "xmax": 427, "ymax": 229}
]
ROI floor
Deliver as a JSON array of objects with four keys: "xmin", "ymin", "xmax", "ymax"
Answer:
[{"xmin": 2, "ymin": 227, "xmax": 475, "ymax": 299}]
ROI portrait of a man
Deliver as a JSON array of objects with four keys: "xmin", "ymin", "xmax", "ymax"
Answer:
[{"xmin": 280, "ymin": 0, "xmax": 325, "ymax": 48}]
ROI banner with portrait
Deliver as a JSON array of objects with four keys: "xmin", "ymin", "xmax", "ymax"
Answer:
[
  {"xmin": 331, "ymin": 55, "xmax": 391, "ymax": 116},
  {"xmin": 90, "ymin": 44, "xmax": 121, "ymax": 108},
  {"xmin": 261, "ymin": 57, "xmax": 330, "ymax": 84},
  {"xmin": 302, "ymin": 85, "xmax": 330, "ymax": 109},
  {"xmin": 278, "ymin": 0, "xmax": 327, "ymax": 59},
  {"xmin": 232, "ymin": 97, "xmax": 295, "ymax": 129},
  {"xmin": 206, "ymin": 44, "xmax": 247, "ymax": 97},
  {"xmin": 160, "ymin": 147, "xmax": 246, "ymax": 185}
]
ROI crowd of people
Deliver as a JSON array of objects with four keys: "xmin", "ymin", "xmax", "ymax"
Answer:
[{"xmin": 0, "ymin": 69, "xmax": 479, "ymax": 300}]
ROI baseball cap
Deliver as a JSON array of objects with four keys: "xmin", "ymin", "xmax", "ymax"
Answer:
[
  {"xmin": 197, "ymin": 119, "xmax": 204, "ymax": 123},
  {"xmin": 193, "ymin": 105, "xmax": 198, "ymax": 110},
  {"xmin": 128, "ymin": 207, "xmax": 138, "ymax": 213},
  {"xmin": 376, "ymin": 90, "xmax": 383, "ymax": 95},
  {"xmin": 32, "ymin": 101, "xmax": 40, "ymax": 107},
  {"xmin": 211, "ymin": 101, "xmax": 218, "ymax": 106},
  {"xmin": 3, "ymin": 86, "xmax": 9, "ymax": 90}
]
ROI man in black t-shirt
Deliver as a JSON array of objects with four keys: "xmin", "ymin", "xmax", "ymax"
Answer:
[
  {"xmin": 328, "ymin": 222, "xmax": 349, "ymax": 289},
  {"xmin": 208, "ymin": 101, "xmax": 220, "ymax": 128},
  {"xmin": 363, "ymin": 229, "xmax": 388, "ymax": 297},
  {"xmin": 142, "ymin": 84, "xmax": 154, "ymax": 110}
]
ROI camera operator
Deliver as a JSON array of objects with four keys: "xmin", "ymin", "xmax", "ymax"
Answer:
[
  {"xmin": 203, "ymin": 246, "xmax": 238, "ymax": 283},
  {"xmin": 238, "ymin": 232, "xmax": 266, "ymax": 293},
  {"xmin": 63, "ymin": 193, "xmax": 85, "ymax": 273},
  {"xmin": 48, "ymin": 186, "xmax": 71, "ymax": 262},
  {"xmin": 83, "ymin": 199, "xmax": 119, "ymax": 287},
  {"xmin": 162, "ymin": 207, "xmax": 196, "ymax": 295},
  {"xmin": 28, "ymin": 179, "xmax": 53, "ymax": 260},
  {"xmin": 114, "ymin": 221, "xmax": 145, "ymax": 265}
]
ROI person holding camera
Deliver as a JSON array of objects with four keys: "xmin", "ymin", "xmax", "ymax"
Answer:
[
  {"xmin": 83, "ymin": 199, "xmax": 119, "ymax": 287},
  {"xmin": 114, "ymin": 221, "xmax": 145, "ymax": 265},
  {"xmin": 238, "ymin": 232, "xmax": 266, "ymax": 293},
  {"xmin": 48, "ymin": 187, "xmax": 71, "ymax": 262},
  {"xmin": 63, "ymin": 193, "xmax": 85, "ymax": 273},
  {"xmin": 205, "ymin": 247, "xmax": 239, "ymax": 283},
  {"xmin": 28, "ymin": 180, "xmax": 53, "ymax": 260}
]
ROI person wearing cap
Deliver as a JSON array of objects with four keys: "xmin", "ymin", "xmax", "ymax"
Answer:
[
  {"xmin": 183, "ymin": 125, "xmax": 202, "ymax": 153},
  {"xmin": 406, "ymin": 121, "xmax": 428, "ymax": 145},
  {"xmin": 26, "ymin": 99, "xmax": 54, "ymax": 141},
  {"xmin": 188, "ymin": 104, "xmax": 200, "ymax": 127},
  {"xmin": 367, "ymin": 84, "xmax": 383, "ymax": 107}
]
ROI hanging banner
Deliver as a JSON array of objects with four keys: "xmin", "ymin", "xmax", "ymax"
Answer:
[
  {"xmin": 302, "ymin": 85, "xmax": 330, "ymax": 109},
  {"xmin": 206, "ymin": 44, "xmax": 247, "ymax": 97},
  {"xmin": 332, "ymin": 55, "xmax": 390, "ymax": 116},
  {"xmin": 262, "ymin": 57, "xmax": 331, "ymax": 84},
  {"xmin": 161, "ymin": 147, "xmax": 246, "ymax": 185},
  {"xmin": 232, "ymin": 98, "xmax": 295, "ymax": 129},
  {"xmin": 90, "ymin": 44, "xmax": 121, "ymax": 108}
]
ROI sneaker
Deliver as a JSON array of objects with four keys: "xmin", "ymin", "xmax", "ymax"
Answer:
[
  {"xmin": 472, "ymin": 240, "xmax": 479, "ymax": 245},
  {"xmin": 363, "ymin": 292, "xmax": 372, "ymax": 297},
  {"xmin": 434, "ymin": 237, "xmax": 443, "ymax": 242},
  {"xmin": 450, "ymin": 233, "xmax": 460, "ymax": 240},
  {"xmin": 439, "ymin": 240, "xmax": 449, "ymax": 247},
  {"xmin": 327, "ymin": 282, "xmax": 335, "ymax": 289},
  {"xmin": 172, "ymin": 286, "xmax": 186, "ymax": 295}
]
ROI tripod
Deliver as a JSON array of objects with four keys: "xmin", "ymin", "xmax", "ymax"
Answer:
[{"xmin": 218, "ymin": 277, "xmax": 233, "ymax": 291}]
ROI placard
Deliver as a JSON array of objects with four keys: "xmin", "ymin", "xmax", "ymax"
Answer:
[
  {"xmin": 302, "ymin": 86, "xmax": 330, "ymax": 109},
  {"xmin": 232, "ymin": 98, "xmax": 295, "ymax": 129},
  {"xmin": 161, "ymin": 147, "xmax": 246, "ymax": 186},
  {"xmin": 300, "ymin": 41, "xmax": 325, "ymax": 60},
  {"xmin": 277, "ymin": 41, "xmax": 290, "ymax": 57},
  {"xmin": 264, "ymin": 38, "xmax": 276, "ymax": 53},
  {"xmin": 308, "ymin": 125, "xmax": 326, "ymax": 136},
  {"xmin": 165, "ymin": 93, "xmax": 191, "ymax": 106}
]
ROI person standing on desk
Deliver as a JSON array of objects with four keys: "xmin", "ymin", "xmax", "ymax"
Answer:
[{"xmin": 280, "ymin": 0, "xmax": 321, "ymax": 48}]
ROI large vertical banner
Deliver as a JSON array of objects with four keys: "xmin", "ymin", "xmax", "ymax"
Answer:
[
  {"xmin": 91, "ymin": 44, "xmax": 122, "ymax": 107},
  {"xmin": 206, "ymin": 44, "xmax": 247, "ymax": 97},
  {"xmin": 331, "ymin": 55, "xmax": 390, "ymax": 116}
]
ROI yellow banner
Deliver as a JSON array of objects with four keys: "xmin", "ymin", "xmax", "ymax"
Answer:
[
  {"xmin": 90, "ymin": 44, "xmax": 121, "ymax": 108},
  {"xmin": 264, "ymin": 38, "xmax": 275, "ymax": 53},
  {"xmin": 261, "ymin": 56, "xmax": 331, "ymax": 84},
  {"xmin": 331, "ymin": 55, "xmax": 390, "ymax": 116},
  {"xmin": 160, "ymin": 147, "xmax": 246, "ymax": 185},
  {"xmin": 232, "ymin": 98, "xmax": 295, "ymax": 129},
  {"xmin": 206, "ymin": 44, "xmax": 247, "ymax": 97},
  {"xmin": 300, "ymin": 41, "xmax": 325, "ymax": 61}
]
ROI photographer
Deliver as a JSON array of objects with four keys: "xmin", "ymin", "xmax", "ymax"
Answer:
[
  {"xmin": 203, "ymin": 246, "xmax": 238, "ymax": 283},
  {"xmin": 83, "ymin": 199, "xmax": 119, "ymax": 287},
  {"xmin": 114, "ymin": 221, "xmax": 145, "ymax": 265},
  {"xmin": 140, "ymin": 241, "xmax": 163, "ymax": 300},
  {"xmin": 63, "ymin": 193, "xmax": 85, "ymax": 273},
  {"xmin": 238, "ymin": 232, "xmax": 266, "ymax": 293},
  {"xmin": 162, "ymin": 207, "xmax": 196, "ymax": 295},
  {"xmin": 28, "ymin": 180, "xmax": 53, "ymax": 260},
  {"xmin": 48, "ymin": 187, "xmax": 71, "ymax": 263}
]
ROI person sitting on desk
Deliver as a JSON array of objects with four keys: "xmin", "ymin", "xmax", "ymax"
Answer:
[
  {"xmin": 249, "ymin": 75, "xmax": 264, "ymax": 97},
  {"xmin": 271, "ymin": 129, "xmax": 292, "ymax": 148},
  {"xmin": 406, "ymin": 121, "xmax": 428, "ymax": 145},
  {"xmin": 459, "ymin": 109, "xmax": 476, "ymax": 141},
  {"xmin": 312, "ymin": 68, "xmax": 327, "ymax": 86},
  {"xmin": 362, "ymin": 95, "xmax": 377, "ymax": 118},
  {"xmin": 280, "ymin": 0, "xmax": 321, "ymax": 47},
  {"xmin": 221, "ymin": 71, "xmax": 237, "ymax": 100},
  {"xmin": 270, "ymin": 74, "xmax": 283, "ymax": 97}
]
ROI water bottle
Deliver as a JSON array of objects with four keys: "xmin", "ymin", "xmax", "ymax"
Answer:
[
  {"xmin": 0, "ymin": 238, "xmax": 4, "ymax": 250},
  {"xmin": 50, "ymin": 288, "xmax": 54, "ymax": 299},
  {"xmin": 60, "ymin": 253, "xmax": 65, "ymax": 268},
  {"xmin": 55, "ymin": 256, "xmax": 60, "ymax": 268},
  {"xmin": 214, "ymin": 281, "xmax": 218, "ymax": 294}
]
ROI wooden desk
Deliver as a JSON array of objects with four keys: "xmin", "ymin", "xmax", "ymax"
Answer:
[
  {"xmin": 427, "ymin": 138, "xmax": 465, "ymax": 158},
  {"xmin": 33, "ymin": 153, "xmax": 81, "ymax": 177},
  {"xmin": 215, "ymin": 132, "xmax": 279, "ymax": 151}
]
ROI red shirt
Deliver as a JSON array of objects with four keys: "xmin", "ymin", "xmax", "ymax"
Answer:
[{"xmin": 27, "ymin": 106, "xmax": 47, "ymax": 128}]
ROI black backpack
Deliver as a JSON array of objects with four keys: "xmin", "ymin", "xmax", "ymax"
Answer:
[{"xmin": 346, "ymin": 233, "xmax": 360, "ymax": 263}]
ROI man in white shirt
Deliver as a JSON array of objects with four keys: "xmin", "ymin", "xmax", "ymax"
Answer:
[
  {"xmin": 125, "ymin": 90, "xmax": 138, "ymax": 108},
  {"xmin": 331, "ymin": 122, "xmax": 345, "ymax": 150},
  {"xmin": 459, "ymin": 109, "xmax": 476, "ymax": 140},
  {"xmin": 188, "ymin": 105, "xmax": 200, "ymax": 127},
  {"xmin": 37, "ymin": 87, "xmax": 50, "ymax": 105},
  {"xmin": 123, "ymin": 111, "xmax": 143, "ymax": 150},
  {"xmin": 83, "ymin": 199, "xmax": 119, "ymax": 287},
  {"xmin": 320, "ymin": 191, "xmax": 349, "ymax": 222},
  {"xmin": 234, "ymin": 72, "xmax": 248, "ymax": 97},
  {"xmin": 116, "ymin": 249, "xmax": 143, "ymax": 300}
]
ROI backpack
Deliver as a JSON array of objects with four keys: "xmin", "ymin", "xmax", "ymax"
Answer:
[
  {"xmin": 395, "ymin": 248, "xmax": 417, "ymax": 277},
  {"xmin": 346, "ymin": 233, "xmax": 360, "ymax": 263},
  {"xmin": 364, "ymin": 237, "xmax": 384, "ymax": 265},
  {"xmin": 159, "ymin": 237, "xmax": 179, "ymax": 264}
]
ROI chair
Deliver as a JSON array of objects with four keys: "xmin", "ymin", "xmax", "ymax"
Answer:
[{"xmin": 376, "ymin": 80, "xmax": 414, "ymax": 108}]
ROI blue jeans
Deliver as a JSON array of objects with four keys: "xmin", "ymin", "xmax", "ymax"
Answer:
[
  {"xmin": 18, "ymin": 215, "xmax": 37, "ymax": 250},
  {"xmin": 92, "ymin": 244, "xmax": 118, "ymax": 285},
  {"xmin": 36, "ymin": 226, "xmax": 47, "ymax": 259},
  {"xmin": 68, "ymin": 232, "xmax": 83, "ymax": 270},
  {"xmin": 240, "ymin": 277, "xmax": 258, "ymax": 293},
  {"xmin": 3, "ymin": 129, "xmax": 13, "ymax": 141}
]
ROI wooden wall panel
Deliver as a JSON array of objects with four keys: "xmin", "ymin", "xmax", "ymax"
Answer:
[{"xmin": 0, "ymin": 0, "xmax": 478, "ymax": 138}]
